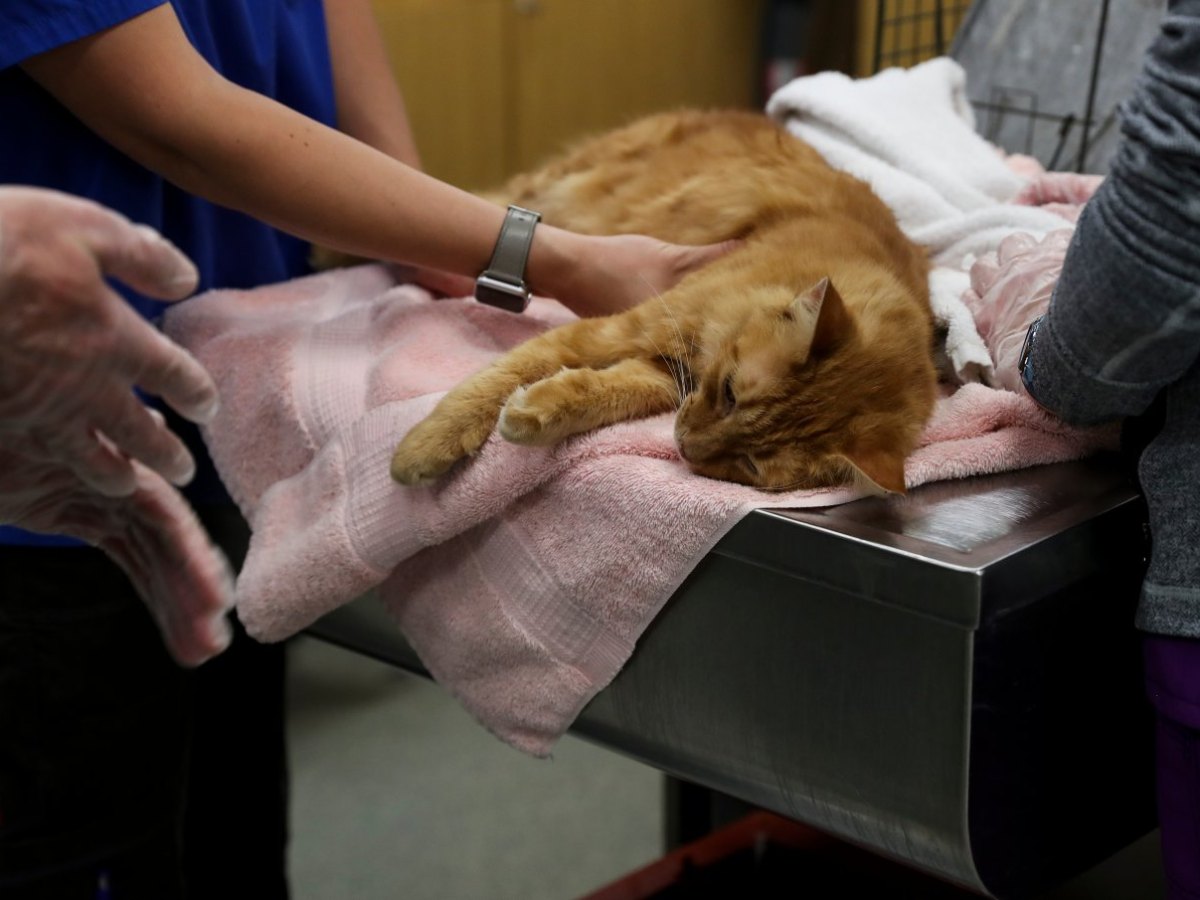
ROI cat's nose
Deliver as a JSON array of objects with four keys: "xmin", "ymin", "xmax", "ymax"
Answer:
[{"xmin": 676, "ymin": 424, "xmax": 696, "ymax": 460}]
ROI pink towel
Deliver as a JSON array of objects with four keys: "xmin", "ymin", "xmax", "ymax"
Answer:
[{"xmin": 163, "ymin": 209, "xmax": 1110, "ymax": 755}]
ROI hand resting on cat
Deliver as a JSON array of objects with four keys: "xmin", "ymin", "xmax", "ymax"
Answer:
[{"xmin": 390, "ymin": 109, "xmax": 938, "ymax": 494}]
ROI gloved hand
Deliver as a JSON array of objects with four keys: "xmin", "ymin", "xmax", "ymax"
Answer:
[
  {"xmin": 0, "ymin": 186, "xmax": 219, "ymax": 497},
  {"xmin": 1014, "ymin": 172, "xmax": 1104, "ymax": 208},
  {"xmin": 0, "ymin": 440, "xmax": 235, "ymax": 666},
  {"xmin": 963, "ymin": 230, "xmax": 1072, "ymax": 394}
]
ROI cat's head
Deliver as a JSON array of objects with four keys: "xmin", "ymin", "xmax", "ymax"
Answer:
[{"xmin": 674, "ymin": 277, "xmax": 917, "ymax": 494}]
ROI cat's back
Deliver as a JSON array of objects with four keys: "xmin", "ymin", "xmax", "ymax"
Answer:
[{"xmin": 500, "ymin": 109, "xmax": 857, "ymax": 243}]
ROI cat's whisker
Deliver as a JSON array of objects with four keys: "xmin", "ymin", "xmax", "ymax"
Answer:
[
  {"xmin": 641, "ymin": 276, "xmax": 689, "ymax": 356},
  {"xmin": 643, "ymin": 329, "xmax": 686, "ymax": 408},
  {"xmin": 634, "ymin": 290, "xmax": 687, "ymax": 407},
  {"xmin": 637, "ymin": 275, "xmax": 690, "ymax": 411}
]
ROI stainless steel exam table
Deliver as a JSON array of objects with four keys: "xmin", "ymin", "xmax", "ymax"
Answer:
[{"xmin": 310, "ymin": 455, "xmax": 1156, "ymax": 899}]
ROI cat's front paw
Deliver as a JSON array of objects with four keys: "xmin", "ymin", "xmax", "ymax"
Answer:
[
  {"xmin": 390, "ymin": 415, "xmax": 494, "ymax": 485},
  {"xmin": 389, "ymin": 443, "xmax": 456, "ymax": 486},
  {"xmin": 498, "ymin": 382, "xmax": 578, "ymax": 446}
]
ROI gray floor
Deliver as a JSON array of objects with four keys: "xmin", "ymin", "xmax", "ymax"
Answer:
[{"xmin": 286, "ymin": 635, "xmax": 1166, "ymax": 900}]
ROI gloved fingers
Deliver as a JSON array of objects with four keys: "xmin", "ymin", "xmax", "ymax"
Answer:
[
  {"xmin": 966, "ymin": 229, "xmax": 1077, "ymax": 395},
  {"xmin": 969, "ymin": 251, "xmax": 1002, "ymax": 295},
  {"xmin": 1043, "ymin": 229, "xmax": 1074, "ymax": 254},
  {"xmin": 1016, "ymin": 173, "xmax": 1104, "ymax": 208},
  {"xmin": 0, "ymin": 442, "xmax": 88, "ymax": 529},
  {"xmin": 987, "ymin": 232, "xmax": 1072, "ymax": 319},
  {"xmin": 0, "ymin": 376, "xmax": 197, "ymax": 500},
  {"xmin": 76, "ymin": 204, "xmax": 199, "ymax": 301},
  {"xmin": 105, "ymin": 527, "xmax": 235, "ymax": 667},
  {"xmin": 995, "ymin": 232, "xmax": 1039, "ymax": 267},
  {"xmin": 0, "ymin": 431, "xmax": 235, "ymax": 667},
  {"xmin": 42, "ymin": 423, "xmax": 138, "ymax": 498},
  {"xmin": 99, "ymin": 463, "xmax": 236, "ymax": 667},
  {"xmin": 991, "ymin": 329, "xmax": 1029, "ymax": 394},
  {"xmin": 86, "ymin": 388, "xmax": 196, "ymax": 487},
  {"xmin": 986, "ymin": 276, "xmax": 1054, "ymax": 339},
  {"xmin": 0, "ymin": 187, "xmax": 193, "ymax": 297},
  {"xmin": 109, "ymin": 297, "xmax": 219, "ymax": 426}
]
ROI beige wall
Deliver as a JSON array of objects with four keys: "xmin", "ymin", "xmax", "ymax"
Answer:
[{"xmin": 371, "ymin": 0, "xmax": 766, "ymax": 190}]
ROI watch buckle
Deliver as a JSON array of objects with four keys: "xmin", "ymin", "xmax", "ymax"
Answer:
[{"xmin": 475, "ymin": 272, "xmax": 532, "ymax": 313}]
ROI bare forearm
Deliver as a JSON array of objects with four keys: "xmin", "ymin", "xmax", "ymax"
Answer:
[
  {"xmin": 162, "ymin": 87, "xmax": 588, "ymax": 292},
  {"xmin": 19, "ymin": 5, "xmax": 729, "ymax": 317},
  {"xmin": 156, "ymin": 82, "xmax": 497, "ymax": 274},
  {"xmin": 21, "ymin": 5, "xmax": 509, "ymax": 279}
]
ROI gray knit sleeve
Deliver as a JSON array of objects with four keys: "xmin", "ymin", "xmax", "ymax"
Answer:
[{"xmin": 1026, "ymin": 0, "xmax": 1200, "ymax": 426}]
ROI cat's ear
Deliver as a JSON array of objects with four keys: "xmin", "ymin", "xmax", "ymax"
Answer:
[
  {"xmin": 841, "ymin": 444, "xmax": 907, "ymax": 495},
  {"xmin": 791, "ymin": 277, "xmax": 854, "ymax": 357}
]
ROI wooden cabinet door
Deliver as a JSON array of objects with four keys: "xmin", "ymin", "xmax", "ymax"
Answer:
[
  {"xmin": 371, "ymin": 0, "xmax": 509, "ymax": 190},
  {"xmin": 510, "ymin": 0, "xmax": 765, "ymax": 172},
  {"xmin": 371, "ymin": 0, "xmax": 764, "ymax": 188}
]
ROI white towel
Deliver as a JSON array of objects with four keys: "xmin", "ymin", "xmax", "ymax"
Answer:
[{"xmin": 767, "ymin": 57, "xmax": 1073, "ymax": 385}]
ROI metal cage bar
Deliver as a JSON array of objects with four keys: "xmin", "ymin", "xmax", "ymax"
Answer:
[
  {"xmin": 872, "ymin": 0, "xmax": 1115, "ymax": 172},
  {"xmin": 872, "ymin": 0, "xmax": 972, "ymax": 73}
]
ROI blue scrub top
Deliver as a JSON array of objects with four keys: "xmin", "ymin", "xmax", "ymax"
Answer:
[{"xmin": 0, "ymin": 0, "xmax": 337, "ymax": 545}]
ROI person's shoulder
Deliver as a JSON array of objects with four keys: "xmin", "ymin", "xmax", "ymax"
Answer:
[{"xmin": 0, "ymin": 0, "xmax": 168, "ymax": 72}]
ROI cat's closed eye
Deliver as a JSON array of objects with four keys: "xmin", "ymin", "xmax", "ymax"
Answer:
[
  {"xmin": 721, "ymin": 374, "xmax": 737, "ymax": 415},
  {"xmin": 740, "ymin": 455, "xmax": 759, "ymax": 477}
]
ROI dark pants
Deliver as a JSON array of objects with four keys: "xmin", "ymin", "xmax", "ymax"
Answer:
[
  {"xmin": 0, "ymin": 509, "xmax": 288, "ymax": 900},
  {"xmin": 1145, "ymin": 634, "xmax": 1200, "ymax": 900}
]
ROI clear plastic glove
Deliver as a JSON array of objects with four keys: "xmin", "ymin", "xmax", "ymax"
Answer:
[
  {"xmin": 963, "ymin": 229, "xmax": 1073, "ymax": 393},
  {"xmin": 1014, "ymin": 172, "xmax": 1104, "ymax": 208},
  {"xmin": 0, "ymin": 186, "xmax": 219, "ymax": 497},
  {"xmin": 0, "ymin": 439, "xmax": 235, "ymax": 666}
]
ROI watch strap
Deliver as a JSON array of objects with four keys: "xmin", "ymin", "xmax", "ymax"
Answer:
[{"xmin": 475, "ymin": 205, "xmax": 541, "ymax": 312}]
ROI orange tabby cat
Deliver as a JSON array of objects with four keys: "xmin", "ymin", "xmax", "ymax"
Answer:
[{"xmin": 390, "ymin": 109, "xmax": 937, "ymax": 493}]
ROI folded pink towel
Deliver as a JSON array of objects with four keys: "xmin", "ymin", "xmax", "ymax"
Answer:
[{"xmin": 163, "ymin": 222, "xmax": 1110, "ymax": 754}]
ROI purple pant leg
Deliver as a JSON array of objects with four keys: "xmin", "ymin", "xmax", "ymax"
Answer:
[{"xmin": 1145, "ymin": 635, "xmax": 1200, "ymax": 900}]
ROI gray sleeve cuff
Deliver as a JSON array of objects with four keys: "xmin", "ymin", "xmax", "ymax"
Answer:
[{"xmin": 1026, "ymin": 311, "xmax": 1160, "ymax": 426}]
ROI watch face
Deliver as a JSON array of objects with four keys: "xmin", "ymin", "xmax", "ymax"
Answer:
[
  {"xmin": 1019, "ymin": 315, "xmax": 1043, "ymax": 373},
  {"xmin": 475, "ymin": 275, "xmax": 531, "ymax": 313}
]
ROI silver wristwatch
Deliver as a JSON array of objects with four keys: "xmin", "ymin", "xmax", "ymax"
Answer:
[
  {"xmin": 1018, "ymin": 314, "xmax": 1044, "ymax": 393},
  {"xmin": 475, "ymin": 205, "xmax": 541, "ymax": 313}
]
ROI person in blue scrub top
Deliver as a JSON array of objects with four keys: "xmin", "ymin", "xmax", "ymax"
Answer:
[{"xmin": 0, "ymin": 3, "xmax": 731, "ymax": 898}]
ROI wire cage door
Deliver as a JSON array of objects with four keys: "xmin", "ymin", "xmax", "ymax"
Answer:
[{"xmin": 872, "ymin": 0, "xmax": 1166, "ymax": 173}]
